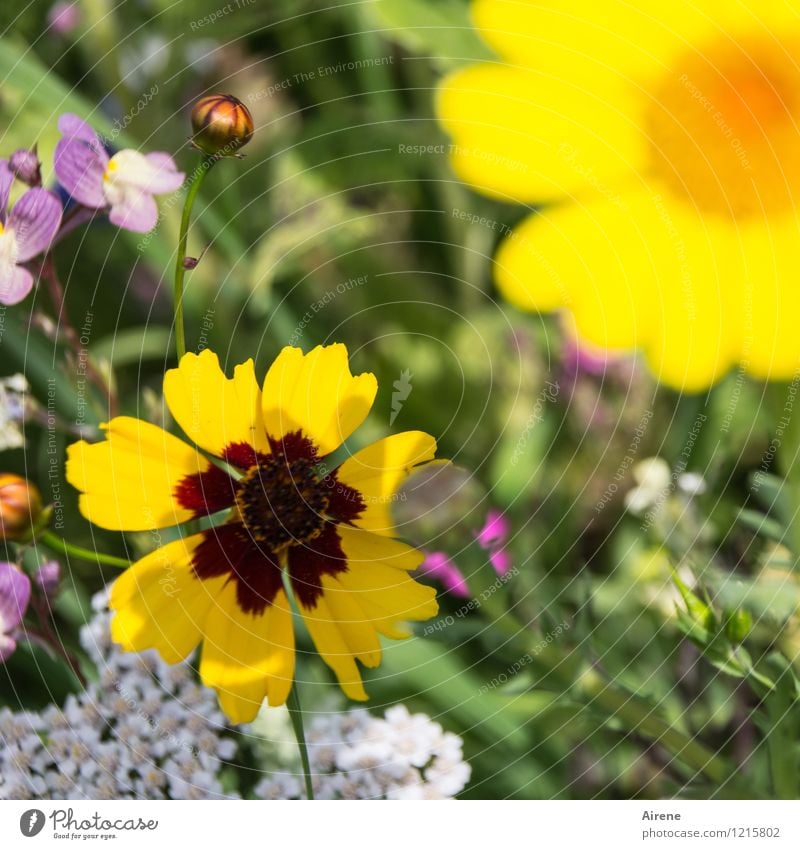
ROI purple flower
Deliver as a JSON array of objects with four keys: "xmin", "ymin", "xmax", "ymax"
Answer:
[
  {"xmin": 54, "ymin": 114, "xmax": 185, "ymax": 233},
  {"xmin": 9, "ymin": 148, "xmax": 42, "ymax": 187},
  {"xmin": 34, "ymin": 560, "xmax": 61, "ymax": 598},
  {"xmin": 0, "ymin": 562, "xmax": 31, "ymax": 662},
  {"xmin": 0, "ymin": 161, "xmax": 63, "ymax": 305},
  {"xmin": 420, "ymin": 552, "xmax": 470, "ymax": 598}
]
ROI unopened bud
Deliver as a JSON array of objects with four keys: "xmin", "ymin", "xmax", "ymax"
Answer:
[
  {"xmin": 190, "ymin": 94, "xmax": 254, "ymax": 156},
  {"xmin": 724, "ymin": 608, "xmax": 752, "ymax": 644},
  {"xmin": 9, "ymin": 148, "xmax": 42, "ymax": 187},
  {"xmin": 0, "ymin": 474, "xmax": 43, "ymax": 541}
]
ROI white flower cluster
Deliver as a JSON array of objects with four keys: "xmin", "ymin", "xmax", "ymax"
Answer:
[
  {"xmin": 0, "ymin": 594, "xmax": 236, "ymax": 800},
  {"xmin": 255, "ymin": 705, "xmax": 471, "ymax": 800},
  {"xmin": 0, "ymin": 373, "xmax": 29, "ymax": 451}
]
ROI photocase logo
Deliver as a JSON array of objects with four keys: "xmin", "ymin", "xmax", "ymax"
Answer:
[
  {"xmin": 20, "ymin": 809, "xmax": 45, "ymax": 837},
  {"xmin": 390, "ymin": 369, "xmax": 413, "ymax": 425}
]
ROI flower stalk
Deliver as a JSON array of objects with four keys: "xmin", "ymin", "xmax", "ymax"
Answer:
[
  {"xmin": 173, "ymin": 156, "xmax": 216, "ymax": 360},
  {"xmin": 286, "ymin": 683, "xmax": 315, "ymax": 800},
  {"xmin": 39, "ymin": 529, "xmax": 130, "ymax": 569}
]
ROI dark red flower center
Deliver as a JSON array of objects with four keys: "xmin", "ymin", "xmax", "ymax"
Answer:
[
  {"xmin": 235, "ymin": 449, "xmax": 329, "ymax": 551},
  {"xmin": 174, "ymin": 431, "xmax": 365, "ymax": 614}
]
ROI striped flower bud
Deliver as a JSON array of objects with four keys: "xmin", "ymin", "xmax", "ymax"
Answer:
[{"xmin": 190, "ymin": 94, "xmax": 254, "ymax": 156}]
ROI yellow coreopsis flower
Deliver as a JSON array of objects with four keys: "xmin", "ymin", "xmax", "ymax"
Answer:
[
  {"xmin": 438, "ymin": 0, "xmax": 800, "ymax": 390},
  {"xmin": 66, "ymin": 345, "xmax": 438, "ymax": 723}
]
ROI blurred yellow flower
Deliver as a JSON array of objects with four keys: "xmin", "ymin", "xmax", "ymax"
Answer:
[
  {"xmin": 66, "ymin": 346, "xmax": 438, "ymax": 723},
  {"xmin": 438, "ymin": 0, "xmax": 800, "ymax": 390}
]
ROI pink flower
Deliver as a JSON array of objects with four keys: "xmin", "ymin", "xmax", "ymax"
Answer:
[
  {"xmin": 0, "ymin": 161, "xmax": 62, "ymax": 305},
  {"xmin": 54, "ymin": 114, "xmax": 185, "ymax": 233},
  {"xmin": 475, "ymin": 509, "xmax": 510, "ymax": 550},
  {"xmin": 0, "ymin": 562, "xmax": 31, "ymax": 662},
  {"xmin": 489, "ymin": 549, "xmax": 512, "ymax": 577},
  {"xmin": 475, "ymin": 509, "xmax": 513, "ymax": 576},
  {"xmin": 420, "ymin": 552, "xmax": 470, "ymax": 598},
  {"xmin": 48, "ymin": 1, "xmax": 81, "ymax": 36}
]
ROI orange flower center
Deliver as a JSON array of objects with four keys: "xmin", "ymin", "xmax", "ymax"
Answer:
[{"xmin": 646, "ymin": 37, "xmax": 800, "ymax": 218}]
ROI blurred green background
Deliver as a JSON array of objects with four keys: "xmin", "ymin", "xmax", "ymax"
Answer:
[{"xmin": 1, "ymin": 0, "xmax": 799, "ymax": 800}]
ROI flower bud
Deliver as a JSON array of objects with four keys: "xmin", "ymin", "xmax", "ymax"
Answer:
[
  {"xmin": 724, "ymin": 608, "xmax": 753, "ymax": 644},
  {"xmin": 9, "ymin": 148, "xmax": 42, "ymax": 187},
  {"xmin": 190, "ymin": 94, "xmax": 254, "ymax": 156},
  {"xmin": 0, "ymin": 474, "xmax": 43, "ymax": 541}
]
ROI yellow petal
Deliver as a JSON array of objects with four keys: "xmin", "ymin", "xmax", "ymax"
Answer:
[
  {"xmin": 438, "ymin": 63, "xmax": 646, "ymax": 205},
  {"xmin": 336, "ymin": 432, "xmax": 436, "ymax": 536},
  {"xmin": 66, "ymin": 417, "xmax": 210, "ymax": 531},
  {"xmin": 336, "ymin": 560, "xmax": 439, "ymax": 626},
  {"xmin": 110, "ymin": 535, "xmax": 226, "ymax": 664},
  {"xmin": 471, "ymin": 0, "xmax": 772, "ymax": 82},
  {"xmin": 261, "ymin": 344, "xmax": 377, "ymax": 456},
  {"xmin": 164, "ymin": 350, "xmax": 269, "ymax": 457},
  {"xmin": 495, "ymin": 186, "xmax": 743, "ymax": 389},
  {"xmin": 200, "ymin": 584, "xmax": 295, "ymax": 723},
  {"xmin": 299, "ymin": 594, "xmax": 368, "ymax": 701},
  {"xmin": 336, "ymin": 524, "xmax": 425, "ymax": 571},
  {"xmin": 739, "ymin": 216, "xmax": 800, "ymax": 381},
  {"xmin": 319, "ymin": 575, "xmax": 382, "ymax": 667}
]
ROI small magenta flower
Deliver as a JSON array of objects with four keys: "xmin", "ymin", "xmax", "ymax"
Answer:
[
  {"xmin": 0, "ymin": 562, "xmax": 31, "ymax": 662},
  {"xmin": 0, "ymin": 161, "xmax": 62, "ymax": 305},
  {"xmin": 475, "ymin": 510, "xmax": 510, "ymax": 550},
  {"xmin": 54, "ymin": 114, "xmax": 185, "ymax": 233},
  {"xmin": 420, "ymin": 552, "xmax": 470, "ymax": 598},
  {"xmin": 475, "ymin": 509, "xmax": 513, "ymax": 576}
]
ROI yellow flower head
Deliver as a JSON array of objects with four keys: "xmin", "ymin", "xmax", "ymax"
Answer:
[
  {"xmin": 438, "ymin": 0, "xmax": 800, "ymax": 390},
  {"xmin": 66, "ymin": 345, "xmax": 438, "ymax": 723}
]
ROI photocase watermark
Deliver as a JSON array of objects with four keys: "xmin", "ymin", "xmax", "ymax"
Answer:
[
  {"xmin": 75, "ymin": 310, "xmax": 94, "ymax": 432},
  {"xmin": 46, "ymin": 378, "xmax": 65, "ymax": 531},
  {"xmin": 558, "ymin": 143, "xmax": 626, "ymax": 209},
  {"xmin": 196, "ymin": 305, "xmax": 216, "ymax": 352},
  {"xmin": 678, "ymin": 73, "xmax": 753, "ymax": 170},
  {"xmin": 596, "ymin": 408, "xmax": 654, "ymax": 513},
  {"xmin": 247, "ymin": 56, "xmax": 395, "ymax": 104},
  {"xmin": 190, "ymin": 0, "xmax": 255, "ymax": 30},
  {"xmin": 640, "ymin": 412, "xmax": 707, "ymax": 530},
  {"xmin": 451, "ymin": 207, "xmax": 572, "ymax": 306},
  {"xmin": 752, "ymin": 372, "xmax": 800, "ymax": 492},
  {"xmin": 390, "ymin": 369, "xmax": 413, "ymax": 425},
  {"xmin": 99, "ymin": 83, "xmax": 159, "ymax": 145},
  {"xmin": 448, "ymin": 142, "xmax": 529, "ymax": 174},
  {"xmin": 112, "ymin": 679, "xmax": 200, "ymax": 759},
  {"xmin": 288, "ymin": 274, "xmax": 368, "ymax": 345},
  {"xmin": 477, "ymin": 620, "xmax": 571, "ymax": 694},
  {"xmin": 21, "ymin": 807, "xmax": 158, "ymax": 836},
  {"xmin": 651, "ymin": 192, "xmax": 696, "ymax": 323},
  {"xmin": 510, "ymin": 381, "xmax": 560, "ymax": 466},
  {"xmin": 423, "ymin": 566, "xmax": 519, "ymax": 635}
]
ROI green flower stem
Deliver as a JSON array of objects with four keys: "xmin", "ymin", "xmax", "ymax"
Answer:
[
  {"xmin": 40, "ymin": 530, "xmax": 130, "ymax": 569},
  {"xmin": 286, "ymin": 684, "xmax": 315, "ymax": 800},
  {"xmin": 174, "ymin": 156, "xmax": 217, "ymax": 361}
]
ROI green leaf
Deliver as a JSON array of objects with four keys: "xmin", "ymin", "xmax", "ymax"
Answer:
[{"xmin": 369, "ymin": 0, "xmax": 493, "ymax": 68}]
